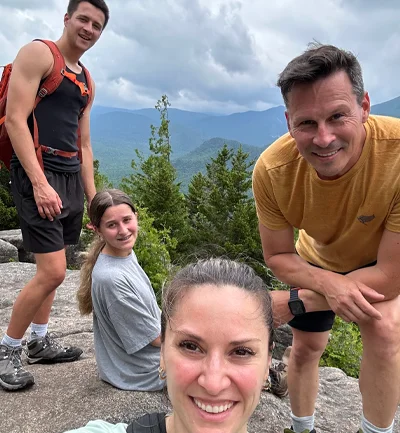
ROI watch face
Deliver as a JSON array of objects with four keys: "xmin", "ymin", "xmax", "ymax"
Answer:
[{"xmin": 289, "ymin": 300, "xmax": 306, "ymax": 316}]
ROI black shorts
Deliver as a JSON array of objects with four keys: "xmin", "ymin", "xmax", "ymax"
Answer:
[
  {"xmin": 10, "ymin": 166, "xmax": 84, "ymax": 254},
  {"xmin": 288, "ymin": 260, "xmax": 377, "ymax": 332}
]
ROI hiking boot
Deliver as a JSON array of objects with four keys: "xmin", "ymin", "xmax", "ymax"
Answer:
[
  {"xmin": 284, "ymin": 429, "xmax": 316, "ymax": 433},
  {"xmin": 0, "ymin": 344, "xmax": 35, "ymax": 391},
  {"xmin": 26, "ymin": 332, "xmax": 83, "ymax": 364}
]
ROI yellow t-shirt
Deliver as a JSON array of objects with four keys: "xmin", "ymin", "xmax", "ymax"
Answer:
[{"xmin": 252, "ymin": 115, "xmax": 400, "ymax": 273}]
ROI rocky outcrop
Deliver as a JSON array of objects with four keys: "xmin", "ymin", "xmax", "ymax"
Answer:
[
  {"xmin": 1, "ymin": 262, "xmax": 399, "ymax": 433},
  {"xmin": 0, "ymin": 229, "xmax": 86, "ymax": 267}
]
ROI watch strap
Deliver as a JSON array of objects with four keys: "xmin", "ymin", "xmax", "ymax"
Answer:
[{"xmin": 290, "ymin": 287, "xmax": 299, "ymax": 301}]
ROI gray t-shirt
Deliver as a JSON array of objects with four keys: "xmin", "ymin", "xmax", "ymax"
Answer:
[{"xmin": 91, "ymin": 251, "xmax": 164, "ymax": 391}]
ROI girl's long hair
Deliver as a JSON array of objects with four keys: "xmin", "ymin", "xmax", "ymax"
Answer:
[{"xmin": 77, "ymin": 189, "xmax": 136, "ymax": 315}]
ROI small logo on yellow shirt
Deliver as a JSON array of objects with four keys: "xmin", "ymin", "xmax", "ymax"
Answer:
[{"xmin": 358, "ymin": 214, "xmax": 375, "ymax": 225}]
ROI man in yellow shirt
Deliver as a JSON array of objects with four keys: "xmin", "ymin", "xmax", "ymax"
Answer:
[{"xmin": 253, "ymin": 43, "xmax": 400, "ymax": 433}]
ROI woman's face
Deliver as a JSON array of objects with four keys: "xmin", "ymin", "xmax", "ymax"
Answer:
[{"xmin": 161, "ymin": 284, "xmax": 271, "ymax": 433}]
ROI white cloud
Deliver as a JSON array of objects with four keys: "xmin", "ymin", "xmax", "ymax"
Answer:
[{"xmin": 0, "ymin": 0, "xmax": 399, "ymax": 113}]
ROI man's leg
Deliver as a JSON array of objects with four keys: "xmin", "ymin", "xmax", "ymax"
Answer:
[
  {"xmin": 31, "ymin": 246, "xmax": 68, "ymax": 329},
  {"xmin": 6, "ymin": 250, "xmax": 66, "ymax": 339},
  {"xmin": 358, "ymin": 296, "xmax": 400, "ymax": 429},
  {"xmin": 287, "ymin": 328, "xmax": 329, "ymax": 432},
  {"xmin": 0, "ymin": 250, "xmax": 66, "ymax": 391}
]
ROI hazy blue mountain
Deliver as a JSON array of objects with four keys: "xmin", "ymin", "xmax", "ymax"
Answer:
[
  {"xmin": 90, "ymin": 109, "xmax": 208, "ymax": 183},
  {"xmin": 370, "ymin": 96, "xmax": 400, "ymax": 118},
  {"xmin": 90, "ymin": 96, "xmax": 400, "ymax": 186},
  {"xmin": 132, "ymin": 108, "xmax": 214, "ymax": 124},
  {"xmin": 192, "ymin": 106, "xmax": 287, "ymax": 147},
  {"xmin": 172, "ymin": 137, "xmax": 264, "ymax": 191}
]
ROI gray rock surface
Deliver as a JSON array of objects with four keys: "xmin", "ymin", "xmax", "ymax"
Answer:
[
  {"xmin": 0, "ymin": 238, "xmax": 18, "ymax": 263},
  {"xmin": 1, "ymin": 263, "xmax": 399, "ymax": 433},
  {"xmin": 0, "ymin": 229, "xmax": 86, "ymax": 266}
]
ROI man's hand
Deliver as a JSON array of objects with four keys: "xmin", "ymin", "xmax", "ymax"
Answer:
[
  {"xmin": 85, "ymin": 198, "xmax": 95, "ymax": 230},
  {"xmin": 33, "ymin": 182, "xmax": 62, "ymax": 221},
  {"xmin": 323, "ymin": 274, "xmax": 384, "ymax": 323}
]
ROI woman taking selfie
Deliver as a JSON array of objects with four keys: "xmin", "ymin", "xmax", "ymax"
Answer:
[{"xmin": 68, "ymin": 257, "xmax": 277, "ymax": 432}]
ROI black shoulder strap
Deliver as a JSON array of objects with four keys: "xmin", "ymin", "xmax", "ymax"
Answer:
[{"xmin": 126, "ymin": 412, "xmax": 167, "ymax": 433}]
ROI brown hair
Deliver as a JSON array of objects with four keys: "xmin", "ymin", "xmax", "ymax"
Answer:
[
  {"xmin": 77, "ymin": 189, "xmax": 136, "ymax": 315},
  {"xmin": 161, "ymin": 258, "xmax": 274, "ymax": 349},
  {"xmin": 277, "ymin": 42, "xmax": 364, "ymax": 107},
  {"xmin": 160, "ymin": 258, "xmax": 290, "ymax": 397},
  {"xmin": 67, "ymin": 0, "xmax": 110, "ymax": 29}
]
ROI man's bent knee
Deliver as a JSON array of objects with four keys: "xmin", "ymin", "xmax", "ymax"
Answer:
[
  {"xmin": 360, "ymin": 297, "xmax": 400, "ymax": 358},
  {"xmin": 291, "ymin": 329, "xmax": 329, "ymax": 364}
]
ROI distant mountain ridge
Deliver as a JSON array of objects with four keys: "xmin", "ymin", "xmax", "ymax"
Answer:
[
  {"xmin": 172, "ymin": 137, "xmax": 264, "ymax": 190},
  {"xmin": 91, "ymin": 96, "xmax": 400, "ymax": 185}
]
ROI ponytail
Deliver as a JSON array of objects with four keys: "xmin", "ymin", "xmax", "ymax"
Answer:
[{"xmin": 77, "ymin": 237, "xmax": 106, "ymax": 315}]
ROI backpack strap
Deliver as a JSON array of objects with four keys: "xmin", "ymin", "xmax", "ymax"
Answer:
[
  {"xmin": 31, "ymin": 39, "xmax": 66, "ymax": 170},
  {"xmin": 75, "ymin": 63, "xmax": 92, "ymax": 164},
  {"xmin": 126, "ymin": 412, "xmax": 167, "ymax": 433}
]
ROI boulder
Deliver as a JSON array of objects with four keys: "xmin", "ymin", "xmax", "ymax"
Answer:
[
  {"xmin": 0, "ymin": 229, "xmax": 87, "ymax": 267},
  {"xmin": 273, "ymin": 324, "xmax": 293, "ymax": 360},
  {"xmin": 1, "ymin": 263, "xmax": 399, "ymax": 433},
  {"xmin": 0, "ymin": 238, "xmax": 18, "ymax": 263}
]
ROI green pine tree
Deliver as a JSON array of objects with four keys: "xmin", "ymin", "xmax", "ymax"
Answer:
[
  {"xmin": 120, "ymin": 95, "xmax": 188, "ymax": 259},
  {"xmin": 185, "ymin": 144, "xmax": 269, "ymax": 281},
  {"xmin": 0, "ymin": 163, "xmax": 19, "ymax": 230}
]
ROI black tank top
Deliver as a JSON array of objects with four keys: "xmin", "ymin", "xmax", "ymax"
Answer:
[{"xmin": 11, "ymin": 66, "xmax": 89, "ymax": 173}]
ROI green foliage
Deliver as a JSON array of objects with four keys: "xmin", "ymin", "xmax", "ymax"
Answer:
[
  {"xmin": 320, "ymin": 317, "xmax": 362, "ymax": 378},
  {"xmin": 120, "ymin": 95, "xmax": 188, "ymax": 259},
  {"xmin": 134, "ymin": 207, "xmax": 174, "ymax": 300},
  {"xmin": 185, "ymin": 144, "xmax": 269, "ymax": 282},
  {"xmin": 94, "ymin": 159, "xmax": 113, "ymax": 191},
  {"xmin": 0, "ymin": 164, "xmax": 19, "ymax": 230}
]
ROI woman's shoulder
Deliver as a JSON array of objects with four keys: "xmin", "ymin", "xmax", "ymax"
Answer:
[
  {"xmin": 126, "ymin": 412, "xmax": 167, "ymax": 433},
  {"xmin": 63, "ymin": 419, "xmax": 128, "ymax": 433}
]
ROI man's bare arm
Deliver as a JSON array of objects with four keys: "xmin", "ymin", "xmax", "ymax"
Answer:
[
  {"xmin": 5, "ymin": 41, "xmax": 62, "ymax": 220},
  {"xmin": 346, "ymin": 229, "xmax": 400, "ymax": 300},
  {"xmin": 79, "ymin": 79, "xmax": 96, "ymax": 207},
  {"xmin": 150, "ymin": 335, "xmax": 161, "ymax": 347},
  {"xmin": 260, "ymin": 223, "xmax": 384, "ymax": 323},
  {"xmin": 271, "ymin": 289, "xmax": 330, "ymax": 328}
]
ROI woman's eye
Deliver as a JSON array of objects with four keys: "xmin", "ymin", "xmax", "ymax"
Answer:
[
  {"xmin": 179, "ymin": 341, "xmax": 200, "ymax": 352},
  {"xmin": 233, "ymin": 346, "xmax": 255, "ymax": 357},
  {"xmin": 331, "ymin": 113, "xmax": 343, "ymax": 120}
]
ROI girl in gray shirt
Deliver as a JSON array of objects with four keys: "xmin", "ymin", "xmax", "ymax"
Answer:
[{"xmin": 77, "ymin": 189, "xmax": 164, "ymax": 391}]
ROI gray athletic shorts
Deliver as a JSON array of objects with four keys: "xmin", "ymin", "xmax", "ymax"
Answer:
[{"xmin": 10, "ymin": 166, "xmax": 84, "ymax": 254}]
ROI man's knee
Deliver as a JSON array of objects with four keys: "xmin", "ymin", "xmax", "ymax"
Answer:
[
  {"xmin": 35, "ymin": 252, "xmax": 67, "ymax": 290},
  {"xmin": 361, "ymin": 301, "xmax": 400, "ymax": 359},
  {"xmin": 291, "ymin": 330, "xmax": 329, "ymax": 363}
]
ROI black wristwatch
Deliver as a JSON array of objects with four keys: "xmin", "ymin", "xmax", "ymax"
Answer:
[{"xmin": 288, "ymin": 287, "xmax": 306, "ymax": 316}]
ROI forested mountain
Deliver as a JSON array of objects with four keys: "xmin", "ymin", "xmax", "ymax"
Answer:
[
  {"xmin": 172, "ymin": 137, "xmax": 264, "ymax": 190},
  {"xmin": 91, "ymin": 97, "xmax": 400, "ymax": 185}
]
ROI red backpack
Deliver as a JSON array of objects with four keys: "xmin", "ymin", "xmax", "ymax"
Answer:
[{"xmin": 0, "ymin": 39, "xmax": 92, "ymax": 171}]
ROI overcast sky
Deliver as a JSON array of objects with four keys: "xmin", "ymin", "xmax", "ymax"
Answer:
[{"xmin": 1, "ymin": 0, "xmax": 399, "ymax": 114}]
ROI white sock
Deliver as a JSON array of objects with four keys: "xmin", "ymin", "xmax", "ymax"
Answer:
[
  {"xmin": 1, "ymin": 334, "xmax": 23, "ymax": 348},
  {"xmin": 30, "ymin": 323, "xmax": 48, "ymax": 340},
  {"xmin": 361, "ymin": 413, "xmax": 394, "ymax": 433},
  {"xmin": 291, "ymin": 412, "xmax": 315, "ymax": 433}
]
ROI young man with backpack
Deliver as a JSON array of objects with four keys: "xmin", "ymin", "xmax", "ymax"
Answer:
[{"xmin": 0, "ymin": 0, "xmax": 109, "ymax": 391}]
